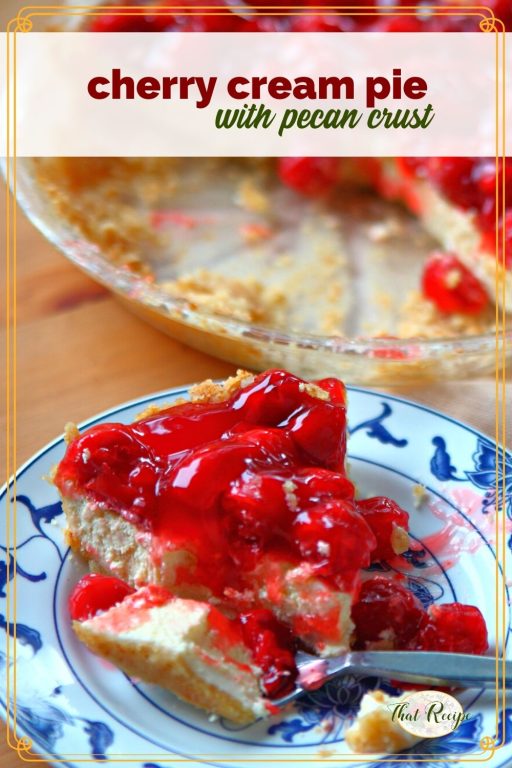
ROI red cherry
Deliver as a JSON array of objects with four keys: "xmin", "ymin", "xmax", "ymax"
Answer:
[
  {"xmin": 357, "ymin": 496, "xmax": 409, "ymax": 562},
  {"xmin": 238, "ymin": 609, "xmax": 297, "ymax": 698},
  {"xmin": 222, "ymin": 473, "xmax": 291, "ymax": 546},
  {"xmin": 500, "ymin": 210, "xmax": 512, "ymax": 269},
  {"xmin": 182, "ymin": 12, "xmax": 261, "ymax": 32},
  {"xmin": 411, "ymin": 603, "xmax": 488, "ymax": 654},
  {"xmin": 292, "ymin": 500, "xmax": 377, "ymax": 578},
  {"xmin": 427, "ymin": 158, "xmax": 480, "ymax": 210},
  {"xmin": 485, "ymin": 0, "xmax": 512, "ymax": 30},
  {"xmin": 69, "ymin": 573, "xmax": 135, "ymax": 622},
  {"xmin": 396, "ymin": 157, "xmax": 429, "ymax": 179},
  {"xmin": 277, "ymin": 158, "xmax": 340, "ymax": 198},
  {"xmin": 374, "ymin": 17, "xmax": 424, "ymax": 32},
  {"xmin": 284, "ymin": 402, "xmax": 347, "ymax": 471},
  {"xmin": 290, "ymin": 15, "xmax": 350, "ymax": 32},
  {"xmin": 90, "ymin": 8, "xmax": 178, "ymax": 32},
  {"xmin": 422, "ymin": 252, "xmax": 489, "ymax": 315},
  {"xmin": 294, "ymin": 467, "xmax": 355, "ymax": 505},
  {"xmin": 352, "ymin": 576, "xmax": 428, "ymax": 649}
]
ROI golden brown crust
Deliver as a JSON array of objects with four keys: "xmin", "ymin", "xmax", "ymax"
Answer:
[
  {"xmin": 133, "ymin": 370, "xmax": 255, "ymax": 423},
  {"xmin": 188, "ymin": 369, "xmax": 255, "ymax": 403},
  {"xmin": 74, "ymin": 621, "xmax": 262, "ymax": 725},
  {"xmin": 134, "ymin": 370, "xmax": 332, "ymax": 423},
  {"xmin": 64, "ymin": 422, "xmax": 80, "ymax": 445}
]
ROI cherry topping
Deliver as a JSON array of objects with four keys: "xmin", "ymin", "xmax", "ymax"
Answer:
[
  {"xmin": 90, "ymin": 12, "xmax": 175, "ymax": 32},
  {"xmin": 352, "ymin": 576, "xmax": 427, "ymax": 649},
  {"xmin": 222, "ymin": 472, "xmax": 291, "ymax": 548},
  {"xmin": 357, "ymin": 496, "xmax": 409, "ymax": 562},
  {"xmin": 277, "ymin": 158, "xmax": 340, "ymax": 198},
  {"xmin": 422, "ymin": 252, "xmax": 490, "ymax": 315},
  {"xmin": 352, "ymin": 576, "xmax": 488, "ymax": 659},
  {"xmin": 410, "ymin": 603, "xmax": 488, "ymax": 655},
  {"xmin": 56, "ymin": 370, "xmax": 354, "ymax": 596},
  {"xmin": 238, "ymin": 609, "xmax": 298, "ymax": 698},
  {"xmin": 290, "ymin": 15, "xmax": 351, "ymax": 32},
  {"xmin": 427, "ymin": 158, "xmax": 481, "ymax": 210},
  {"xmin": 293, "ymin": 467, "xmax": 355, "ymax": 505},
  {"xmin": 69, "ymin": 573, "xmax": 135, "ymax": 621},
  {"xmin": 500, "ymin": 210, "xmax": 512, "ymax": 269},
  {"xmin": 292, "ymin": 500, "xmax": 376, "ymax": 581}
]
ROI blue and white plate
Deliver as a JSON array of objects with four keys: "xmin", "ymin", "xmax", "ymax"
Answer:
[{"xmin": 1, "ymin": 386, "xmax": 511, "ymax": 767}]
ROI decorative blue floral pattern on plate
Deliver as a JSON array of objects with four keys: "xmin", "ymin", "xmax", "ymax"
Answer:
[
  {"xmin": 430, "ymin": 435, "xmax": 512, "ymax": 517},
  {"xmin": 0, "ymin": 386, "xmax": 510, "ymax": 768}
]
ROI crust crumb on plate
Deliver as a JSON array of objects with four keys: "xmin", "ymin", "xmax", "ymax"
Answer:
[
  {"xmin": 345, "ymin": 691, "xmax": 419, "ymax": 753},
  {"xmin": 412, "ymin": 484, "xmax": 429, "ymax": 508}
]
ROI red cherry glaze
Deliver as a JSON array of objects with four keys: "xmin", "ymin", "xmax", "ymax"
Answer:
[
  {"xmin": 89, "ymin": 2, "xmax": 288, "ymax": 33},
  {"xmin": 238, "ymin": 609, "xmax": 298, "ymax": 697},
  {"xmin": 352, "ymin": 576, "xmax": 427, "ymax": 649},
  {"xmin": 278, "ymin": 158, "xmax": 340, "ymax": 198},
  {"xmin": 372, "ymin": 16, "xmax": 424, "ymax": 33},
  {"xmin": 293, "ymin": 467, "xmax": 355, "ymax": 505},
  {"xmin": 292, "ymin": 500, "xmax": 377, "ymax": 583},
  {"xmin": 56, "ymin": 370, "xmax": 369, "ymax": 596},
  {"xmin": 352, "ymin": 576, "xmax": 488, "ymax": 659},
  {"xmin": 315, "ymin": 377, "xmax": 346, "ymax": 405},
  {"xmin": 409, "ymin": 603, "xmax": 488, "ymax": 655},
  {"xmin": 69, "ymin": 573, "xmax": 135, "ymax": 621},
  {"xmin": 290, "ymin": 15, "xmax": 351, "ymax": 32},
  {"xmin": 426, "ymin": 158, "xmax": 482, "ymax": 210},
  {"xmin": 89, "ymin": 2, "xmax": 180, "ymax": 32},
  {"xmin": 499, "ymin": 210, "xmax": 512, "ymax": 270},
  {"xmin": 422, "ymin": 252, "xmax": 490, "ymax": 315},
  {"xmin": 357, "ymin": 496, "xmax": 409, "ymax": 562},
  {"xmin": 485, "ymin": 0, "xmax": 512, "ymax": 30}
]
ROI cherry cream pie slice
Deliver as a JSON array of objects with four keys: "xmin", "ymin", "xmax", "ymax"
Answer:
[
  {"xmin": 55, "ymin": 370, "xmax": 408, "ymax": 654},
  {"xmin": 56, "ymin": 370, "xmax": 488, "ymax": 728}
]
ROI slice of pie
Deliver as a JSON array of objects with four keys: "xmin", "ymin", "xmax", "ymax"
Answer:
[
  {"xmin": 56, "ymin": 369, "xmax": 409, "ymax": 657},
  {"xmin": 55, "ymin": 369, "xmax": 488, "ymax": 730},
  {"xmin": 70, "ymin": 578, "xmax": 283, "ymax": 724}
]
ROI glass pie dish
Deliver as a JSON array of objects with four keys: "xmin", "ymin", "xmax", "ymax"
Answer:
[{"xmin": 13, "ymin": 156, "xmax": 510, "ymax": 384}]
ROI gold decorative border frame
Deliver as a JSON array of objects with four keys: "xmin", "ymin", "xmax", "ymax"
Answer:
[{"xmin": 3, "ymin": 2, "xmax": 508, "ymax": 764}]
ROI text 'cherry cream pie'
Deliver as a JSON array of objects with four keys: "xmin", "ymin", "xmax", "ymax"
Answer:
[{"xmin": 54, "ymin": 370, "xmax": 488, "ymax": 730}]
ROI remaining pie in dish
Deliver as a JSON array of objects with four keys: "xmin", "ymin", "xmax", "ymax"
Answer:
[
  {"xmin": 55, "ymin": 369, "xmax": 488, "ymax": 730},
  {"xmin": 33, "ymin": 0, "xmax": 510, "ymax": 344}
]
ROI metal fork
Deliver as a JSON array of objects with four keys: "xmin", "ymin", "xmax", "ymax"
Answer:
[{"xmin": 273, "ymin": 651, "xmax": 512, "ymax": 708}]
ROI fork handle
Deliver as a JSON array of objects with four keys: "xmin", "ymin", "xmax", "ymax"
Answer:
[{"xmin": 344, "ymin": 651, "xmax": 512, "ymax": 689}]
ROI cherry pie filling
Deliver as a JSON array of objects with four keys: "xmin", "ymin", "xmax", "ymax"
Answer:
[{"xmin": 60, "ymin": 370, "xmax": 488, "ymax": 700}]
